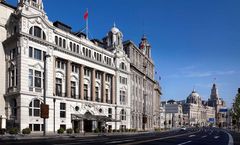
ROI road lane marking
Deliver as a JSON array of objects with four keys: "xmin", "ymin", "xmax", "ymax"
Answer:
[
  {"xmin": 201, "ymin": 135, "xmax": 207, "ymax": 138},
  {"xmin": 214, "ymin": 136, "xmax": 219, "ymax": 139},
  {"xmin": 119, "ymin": 130, "xmax": 200, "ymax": 145},
  {"xmin": 189, "ymin": 135, "xmax": 195, "ymax": 137},
  {"xmin": 223, "ymin": 131, "xmax": 234, "ymax": 145},
  {"xmin": 106, "ymin": 139, "xmax": 134, "ymax": 144},
  {"xmin": 178, "ymin": 141, "xmax": 192, "ymax": 145}
]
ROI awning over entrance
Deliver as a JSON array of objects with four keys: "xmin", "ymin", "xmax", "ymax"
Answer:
[{"xmin": 71, "ymin": 113, "xmax": 120, "ymax": 122}]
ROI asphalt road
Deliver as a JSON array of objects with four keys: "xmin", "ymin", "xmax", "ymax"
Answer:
[{"xmin": 0, "ymin": 128, "xmax": 233, "ymax": 145}]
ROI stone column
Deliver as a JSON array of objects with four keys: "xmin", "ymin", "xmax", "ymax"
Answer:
[
  {"xmin": 91, "ymin": 68, "xmax": 96, "ymax": 101},
  {"xmin": 53, "ymin": 56, "xmax": 56, "ymax": 95},
  {"xmin": 111, "ymin": 75, "xmax": 115, "ymax": 104},
  {"xmin": 79, "ymin": 65, "xmax": 84, "ymax": 100},
  {"xmin": 66, "ymin": 61, "xmax": 71, "ymax": 97},
  {"xmin": 102, "ymin": 72, "xmax": 106, "ymax": 103}
]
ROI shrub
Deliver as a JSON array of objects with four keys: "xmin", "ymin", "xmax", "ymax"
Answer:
[
  {"xmin": 9, "ymin": 127, "xmax": 19, "ymax": 135},
  {"xmin": 57, "ymin": 128, "xmax": 65, "ymax": 134},
  {"xmin": 0, "ymin": 129, "xmax": 6, "ymax": 135},
  {"xmin": 113, "ymin": 129, "xmax": 116, "ymax": 132},
  {"xmin": 74, "ymin": 128, "xmax": 80, "ymax": 133},
  {"xmin": 66, "ymin": 128, "xmax": 73, "ymax": 134},
  {"xmin": 22, "ymin": 128, "xmax": 31, "ymax": 134},
  {"xmin": 94, "ymin": 128, "xmax": 99, "ymax": 133}
]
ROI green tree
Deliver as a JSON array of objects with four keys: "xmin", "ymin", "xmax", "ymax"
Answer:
[{"xmin": 232, "ymin": 88, "xmax": 240, "ymax": 130}]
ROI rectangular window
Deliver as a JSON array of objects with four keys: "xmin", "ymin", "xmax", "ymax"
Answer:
[
  {"xmin": 29, "ymin": 69, "xmax": 33, "ymax": 91},
  {"xmin": 70, "ymin": 42, "xmax": 72, "ymax": 51},
  {"xmin": 108, "ymin": 108, "xmax": 112, "ymax": 118},
  {"xmin": 77, "ymin": 45, "xmax": 79, "ymax": 53},
  {"xmin": 56, "ymin": 78, "xmax": 62, "ymax": 96},
  {"xmin": 63, "ymin": 39, "xmax": 66, "ymax": 48},
  {"xmin": 84, "ymin": 84, "xmax": 88, "ymax": 100},
  {"xmin": 95, "ymin": 86, "xmax": 99, "ymax": 102},
  {"xmin": 34, "ymin": 49, "xmax": 42, "ymax": 60},
  {"xmin": 33, "ymin": 124, "xmax": 40, "ymax": 131},
  {"xmin": 34, "ymin": 70, "xmax": 41, "ymax": 88},
  {"xmin": 29, "ymin": 47, "xmax": 33, "ymax": 58},
  {"xmin": 60, "ymin": 103, "xmax": 66, "ymax": 118},
  {"xmin": 106, "ymin": 89, "xmax": 110, "ymax": 103},
  {"xmin": 71, "ymin": 81, "xmax": 76, "ymax": 98}
]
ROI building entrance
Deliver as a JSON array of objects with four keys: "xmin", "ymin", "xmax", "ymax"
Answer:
[{"xmin": 84, "ymin": 119, "xmax": 92, "ymax": 132}]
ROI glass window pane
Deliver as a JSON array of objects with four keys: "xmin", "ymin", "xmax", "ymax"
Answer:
[
  {"xmin": 34, "ymin": 49, "xmax": 42, "ymax": 60},
  {"xmin": 34, "ymin": 109, "xmax": 40, "ymax": 116},
  {"xmin": 29, "ymin": 47, "xmax": 33, "ymax": 58},
  {"xmin": 34, "ymin": 100, "xmax": 40, "ymax": 107}
]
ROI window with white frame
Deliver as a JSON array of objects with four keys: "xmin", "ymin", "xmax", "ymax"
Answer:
[
  {"xmin": 28, "ymin": 69, "xmax": 42, "ymax": 92},
  {"xmin": 95, "ymin": 86, "xmax": 99, "ymax": 102},
  {"xmin": 56, "ymin": 78, "xmax": 62, "ymax": 96},
  {"xmin": 108, "ymin": 108, "xmax": 112, "ymax": 118},
  {"xmin": 120, "ymin": 109, "xmax": 126, "ymax": 120},
  {"xmin": 29, "ymin": 26, "xmax": 46, "ymax": 40},
  {"xmin": 120, "ymin": 90, "xmax": 126, "ymax": 105},
  {"xmin": 71, "ymin": 81, "xmax": 76, "ymax": 98},
  {"xmin": 84, "ymin": 84, "xmax": 88, "ymax": 100},
  {"xmin": 60, "ymin": 103, "xmax": 66, "ymax": 118},
  {"xmin": 29, "ymin": 99, "xmax": 41, "ymax": 117},
  {"xmin": 29, "ymin": 46, "xmax": 45, "ymax": 61}
]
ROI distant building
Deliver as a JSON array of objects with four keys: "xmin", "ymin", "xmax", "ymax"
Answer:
[
  {"xmin": 183, "ymin": 89, "xmax": 215, "ymax": 126},
  {"xmin": 208, "ymin": 83, "xmax": 226, "ymax": 127}
]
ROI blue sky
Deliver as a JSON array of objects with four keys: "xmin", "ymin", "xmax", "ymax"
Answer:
[{"xmin": 7, "ymin": 0, "xmax": 240, "ymax": 107}]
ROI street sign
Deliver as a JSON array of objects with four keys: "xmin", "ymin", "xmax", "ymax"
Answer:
[
  {"xmin": 208, "ymin": 118, "xmax": 215, "ymax": 122},
  {"xmin": 219, "ymin": 108, "xmax": 228, "ymax": 112},
  {"xmin": 41, "ymin": 104, "xmax": 49, "ymax": 118}
]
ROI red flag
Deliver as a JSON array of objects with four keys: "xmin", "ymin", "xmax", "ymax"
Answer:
[{"xmin": 84, "ymin": 10, "xmax": 88, "ymax": 20}]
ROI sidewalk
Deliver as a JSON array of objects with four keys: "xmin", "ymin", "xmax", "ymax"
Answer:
[{"xmin": 0, "ymin": 131, "xmax": 151, "ymax": 141}]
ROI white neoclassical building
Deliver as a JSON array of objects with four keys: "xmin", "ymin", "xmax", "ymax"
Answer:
[{"xmin": 0, "ymin": 0, "xmax": 161, "ymax": 133}]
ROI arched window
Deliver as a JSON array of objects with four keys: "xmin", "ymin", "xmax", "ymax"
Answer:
[
  {"xmin": 120, "ymin": 109, "xmax": 126, "ymax": 120},
  {"xmin": 59, "ymin": 37, "xmax": 62, "ymax": 47},
  {"xmin": 55, "ymin": 36, "xmax": 58, "ymax": 45},
  {"xmin": 29, "ymin": 26, "xmax": 46, "ymax": 40},
  {"xmin": 119, "ymin": 62, "xmax": 126, "ymax": 70},
  {"xmin": 29, "ymin": 99, "xmax": 41, "ymax": 117}
]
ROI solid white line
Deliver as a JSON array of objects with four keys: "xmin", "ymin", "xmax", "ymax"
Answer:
[
  {"xmin": 201, "ymin": 135, "xmax": 207, "ymax": 138},
  {"xmin": 189, "ymin": 135, "xmax": 195, "ymax": 137},
  {"xmin": 106, "ymin": 139, "xmax": 134, "ymax": 144},
  {"xmin": 178, "ymin": 141, "xmax": 192, "ymax": 145},
  {"xmin": 226, "ymin": 132, "xmax": 234, "ymax": 145}
]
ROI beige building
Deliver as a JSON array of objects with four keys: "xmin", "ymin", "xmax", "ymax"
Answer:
[
  {"xmin": 0, "ymin": 0, "xmax": 161, "ymax": 132},
  {"xmin": 183, "ymin": 90, "xmax": 215, "ymax": 126},
  {"xmin": 123, "ymin": 35, "xmax": 161, "ymax": 131},
  {"xmin": 208, "ymin": 83, "xmax": 226, "ymax": 127}
]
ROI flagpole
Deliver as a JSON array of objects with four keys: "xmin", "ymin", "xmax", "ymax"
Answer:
[{"xmin": 86, "ymin": 8, "xmax": 88, "ymax": 39}]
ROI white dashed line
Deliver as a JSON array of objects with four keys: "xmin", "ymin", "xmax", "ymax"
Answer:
[
  {"xmin": 214, "ymin": 136, "xmax": 219, "ymax": 139},
  {"xmin": 201, "ymin": 135, "xmax": 207, "ymax": 138},
  {"xmin": 189, "ymin": 135, "xmax": 195, "ymax": 138},
  {"xmin": 178, "ymin": 141, "xmax": 192, "ymax": 145}
]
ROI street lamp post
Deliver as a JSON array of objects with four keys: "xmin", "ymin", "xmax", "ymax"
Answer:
[{"xmin": 43, "ymin": 54, "xmax": 50, "ymax": 136}]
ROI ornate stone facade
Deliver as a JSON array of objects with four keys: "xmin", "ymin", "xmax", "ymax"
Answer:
[{"xmin": 0, "ymin": 0, "xmax": 161, "ymax": 132}]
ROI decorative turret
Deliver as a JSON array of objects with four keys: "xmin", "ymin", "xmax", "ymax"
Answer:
[
  {"xmin": 139, "ymin": 34, "xmax": 151, "ymax": 58},
  {"xmin": 17, "ymin": 0, "xmax": 45, "ymax": 13},
  {"xmin": 210, "ymin": 83, "xmax": 219, "ymax": 100},
  {"xmin": 106, "ymin": 23, "xmax": 123, "ymax": 50}
]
